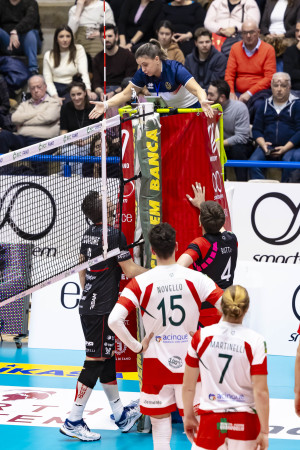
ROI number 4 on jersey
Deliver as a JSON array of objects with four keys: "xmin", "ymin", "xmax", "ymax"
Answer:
[{"xmin": 221, "ymin": 256, "xmax": 232, "ymax": 282}]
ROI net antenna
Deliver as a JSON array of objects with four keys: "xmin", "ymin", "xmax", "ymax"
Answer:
[{"xmin": 101, "ymin": 0, "xmax": 108, "ymax": 259}]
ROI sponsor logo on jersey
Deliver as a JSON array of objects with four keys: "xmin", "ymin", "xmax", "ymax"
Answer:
[
  {"xmin": 82, "ymin": 235, "xmax": 101, "ymax": 245},
  {"xmin": 147, "ymin": 83, "xmax": 154, "ymax": 89},
  {"xmin": 85, "ymin": 274, "xmax": 96, "ymax": 281},
  {"xmin": 85, "ymin": 341, "xmax": 94, "ymax": 346},
  {"xmin": 90, "ymin": 293, "xmax": 96, "ymax": 310},
  {"xmin": 209, "ymin": 393, "xmax": 216, "ymax": 401},
  {"xmin": 168, "ymin": 356, "xmax": 183, "ymax": 369},
  {"xmin": 217, "ymin": 419, "xmax": 244, "ymax": 432},
  {"xmin": 217, "ymin": 393, "xmax": 245, "ymax": 402},
  {"xmin": 156, "ymin": 333, "xmax": 188, "ymax": 344}
]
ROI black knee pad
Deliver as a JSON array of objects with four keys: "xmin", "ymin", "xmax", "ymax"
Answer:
[
  {"xmin": 78, "ymin": 360, "xmax": 104, "ymax": 389},
  {"xmin": 99, "ymin": 356, "xmax": 116, "ymax": 384}
]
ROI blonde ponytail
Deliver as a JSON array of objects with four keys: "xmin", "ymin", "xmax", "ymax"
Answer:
[{"xmin": 221, "ymin": 285, "xmax": 249, "ymax": 320}]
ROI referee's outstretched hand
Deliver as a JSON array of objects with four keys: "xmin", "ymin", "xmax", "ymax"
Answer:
[
  {"xmin": 89, "ymin": 101, "xmax": 105, "ymax": 119},
  {"xmin": 201, "ymin": 100, "xmax": 214, "ymax": 119}
]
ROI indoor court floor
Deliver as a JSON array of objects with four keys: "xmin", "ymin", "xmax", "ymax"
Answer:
[{"xmin": 0, "ymin": 342, "xmax": 299, "ymax": 450}]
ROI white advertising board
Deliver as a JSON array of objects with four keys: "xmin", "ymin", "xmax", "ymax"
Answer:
[
  {"xmin": 28, "ymin": 274, "xmax": 85, "ymax": 351},
  {"xmin": 225, "ymin": 182, "xmax": 300, "ymax": 265}
]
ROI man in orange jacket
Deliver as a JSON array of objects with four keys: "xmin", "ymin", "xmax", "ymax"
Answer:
[{"xmin": 225, "ymin": 20, "xmax": 276, "ymax": 120}]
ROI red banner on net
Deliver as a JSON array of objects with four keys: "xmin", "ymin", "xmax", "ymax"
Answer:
[
  {"xmin": 160, "ymin": 111, "xmax": 231, "ymax": 259},
  {"xmin": 115, "ymin": 121, "xmax": 137, "ymax": 373}
]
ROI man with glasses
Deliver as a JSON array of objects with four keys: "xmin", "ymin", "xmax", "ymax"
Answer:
[
  {"xmin": 248, "ymin": 72, "xmax": 300, "ymax": 182},
  {"xmin": 225, "ymin": 20, "xmax": 276, "ymax": 120}
]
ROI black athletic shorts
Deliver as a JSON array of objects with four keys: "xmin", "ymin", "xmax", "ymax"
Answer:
[{"xmin": 80, "ymin": 314, "xmax": 115, "ymax": 358}]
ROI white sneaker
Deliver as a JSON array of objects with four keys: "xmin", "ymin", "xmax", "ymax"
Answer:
[
  {"xmin": 60, "ymin": 418, "xmax": 101, "ymax": 441},
  {"xmin": 115, "ymin": 401, "xmax": 142, "ymax": 433}
]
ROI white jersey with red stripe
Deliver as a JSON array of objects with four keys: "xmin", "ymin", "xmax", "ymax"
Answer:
[
  {"xmin": 117, "ymin": 263, "xmax": 223, "ymax": 385},
  {"xmin": 186, "ymin": 321, "xmax": 268, "ymax": 413}
]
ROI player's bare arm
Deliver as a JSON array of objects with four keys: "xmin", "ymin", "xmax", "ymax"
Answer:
[
  {"xmin": 79, "ymin": 254, "xmax": 86, "ymax": 290},
  {"xmin": 182, "ymin": 364, "xmax": 200, "ymax": 443},
  {"xmin": 118, "ymin": 258, "xmax": 147, "ymax": 278},
  {"xmin": 252, "ymin": 374, "xmax": 269, "ymax": 449},
  {"xmin": 89, "ymin": 83, "xmax": 142, "ymax": 119},
  {"xmin": 177, "ymin": 252, "xmax": 193, "ymax": 268}
]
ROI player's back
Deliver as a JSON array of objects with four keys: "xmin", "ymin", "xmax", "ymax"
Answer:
[
  {"xmin": 189, "ymin": 321, "xmax": 267, "ymax": 413},
  {"xmin": 126, "ymin": 263, "xmax": 222, "ymax": 384}
]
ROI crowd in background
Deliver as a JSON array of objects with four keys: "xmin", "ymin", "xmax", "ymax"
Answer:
[{"xmin": 0, "ymin": 0, "xmax": 300, "ymax": 182}]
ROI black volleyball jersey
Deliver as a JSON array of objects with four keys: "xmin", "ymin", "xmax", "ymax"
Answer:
[
  {"xmin": 185, "ymin": 231, "xmax": 238, "ymax": 290},
  {"xmin": 79, "ymin": 224, "xmax": 131, "ymax": 315}
]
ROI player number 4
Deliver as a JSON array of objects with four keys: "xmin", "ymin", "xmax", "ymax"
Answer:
[
  {"xmin": 157, "ymin": 295, "xmax": 185, "ymax": 327},
  {"xmin": 221, "ymin": 257, "xmax": 231, "ymax": 282}
]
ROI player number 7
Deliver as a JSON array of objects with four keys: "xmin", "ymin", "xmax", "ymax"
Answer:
[{"xmin": 218, "ymin": 353, "xmax": 233, "ymax": 383}]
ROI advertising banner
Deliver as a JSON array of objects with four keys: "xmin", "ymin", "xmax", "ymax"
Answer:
[
  {"xmin": 234, "ymin": 261, "xmax": 300, "ymax": 356},
  {"xmin": 160, "ymin": 112, "xmax": 231, "ymax": 258},
  {"xmin": 134, "ymin": 113, "xmax": 162, "ymax": 269},
  {"xmin": 226, "ymin": 182, "xmax": 300, "ymax": 265},
  {"xmin": 0, "ymin": 175, "xmax": 120, "ymax": 298}
]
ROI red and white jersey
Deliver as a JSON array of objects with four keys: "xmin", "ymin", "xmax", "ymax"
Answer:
[
  {"xmin": 117, "ymin": 263, "xmax": 223, "ymax": 385},
  {"xmin": 186, "ymin": 321, "xmax": 268, "ymax": 413}
]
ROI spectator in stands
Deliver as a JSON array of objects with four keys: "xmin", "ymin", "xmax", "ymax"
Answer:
[
  {"xmin": 207, "ymin": 79, "xmax": 252, "ymax": 181},
  {"xmin": 107, "ymin": 0, "xmax": 123, "ymax": 24},
  {"xmin": 68, "ymin": 0, "xmax": 115, "ymax": 59},
  {"xmin": 43, "ymin": 25, "xmax": 97, "ymax": 105},
  {"xmin": 225, "ymin": 20, "xmax": 276, "ymax": 120},
  {"xmin": 118, "ymin": 0, "xmax": 162, "ymax": 52},
  {"xmin": 156, "ymin": 0, "xmax": 206, "ymax": 56},
  {"xmin": 0, "ymin": 0, "xmax": 42, "ymax": 76},
  {"xmin": 0, "ymin": 75, "xmax": 60, "ymax": 174},
  {"xmin": 82, "ymin": 134, "xmax": 120, "ymax": 178},
  {"xmin": 283, "ymin": 21, "xmax": 300, "ymax": 96},
  {"xmin": 249, "ymin": 72, "xmax": 300, "ymax": 182},
  {"xmin": 185, "ymin": 28, "xmax": 227, "ymax": 91},
  {"xmin": 93, "ymin": 24, "xmax": 137, "ymax": 101},
  {"xmin": 157, "ymin": 20, "xmax": 185, "ymax": 64},
  {"xmin": 60, "ymin": 79, "xmax": 100, "ymax": 134},
  {"xmin": 260, "ymin": 0, "xmax": 300, "ymax": 57},
  {"xmin": 0, "ymin": 75, "xmax": 14, "ymax": 131},
  {"xmin": 204, "ymin": 0, "xmax": 260, "ymax": 41},
  {"xmin": 59, "ymin": 78, "xmax": 100, "ymax": 176}
]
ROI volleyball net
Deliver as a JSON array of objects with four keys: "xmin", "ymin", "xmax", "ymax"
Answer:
[{"xmin": 0, "ymin": 116, "xmax": 124, "ymax": 306}]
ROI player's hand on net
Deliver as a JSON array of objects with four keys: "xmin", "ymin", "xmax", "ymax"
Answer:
[
  {"xmin": 140, "ymin": 332, "xmax": 154, "ymax": 353},
  {"xmin": 186, "ymin": 182, "xmax": 205, "ymax": 209},
  {"xmin": 184, "ymin": 414, "xmax": 198, "ymax": 443},
  {"xmin": 201, "ymin": 100, "xmax": 214, "ymax": 118},
  {"xmin": 89, "ymin": 101, "xmax": 105, "ymax": 119}
]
